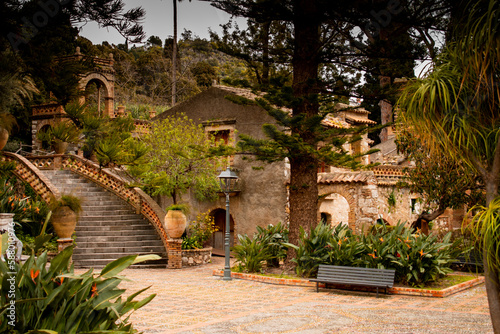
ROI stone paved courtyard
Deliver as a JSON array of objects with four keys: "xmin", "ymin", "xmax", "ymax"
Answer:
[{"xmin": 113, "ymin": 257, "xmax": 492, "ymax": 334}]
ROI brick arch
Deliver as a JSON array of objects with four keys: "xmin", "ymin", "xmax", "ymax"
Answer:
[
  {"xmin": 79, "ymin": 73, "xmax": 115, "ymax": 117},
  {"xmin": 33, "ymin": 119, "xmax": 55, "ymax": 151},
  {"xmin": 318, "ymin": 184, "xmax": 357, "ymax": 230}
]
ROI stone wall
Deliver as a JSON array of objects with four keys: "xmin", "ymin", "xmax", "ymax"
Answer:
[
  {"xmin": 376, "ymin": 186, "xmax": 419, "ymax": 226},
  {"xmin": 181, "ymin": 247, "xmax": 213, "ymax": 267}
]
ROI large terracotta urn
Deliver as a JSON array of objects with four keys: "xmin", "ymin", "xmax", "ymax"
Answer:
[
  {"xmin": 51, "ymin": 206, "xmax": 77, "ymax": 239},
  {"xmin": 0, "ymin": 127, "xmax": 9, "ymax": 151},
  {"xmin": 165, "ymin": 210, "xmax": 187, "ymax": 239},
  {"xmin": 52, "ymin": 141, "xmax": 68, "ymax": 154}
]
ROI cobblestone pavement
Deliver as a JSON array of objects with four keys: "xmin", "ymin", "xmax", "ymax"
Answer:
[{"xmin": 115, "ymin": 257, "xmax": 493, "ymax": 334}]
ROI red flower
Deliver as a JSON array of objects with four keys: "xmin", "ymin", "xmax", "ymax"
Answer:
[{"xmin": 396, "ymin": 252, "xmax": 401, "ymax": 258}]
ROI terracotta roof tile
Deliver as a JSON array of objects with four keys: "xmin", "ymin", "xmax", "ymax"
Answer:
[
  {"xmin": 318, "ymin": 172, "xmax": 371, "ymax": 184},
  {"xmin": 345, "ymin": 116, "xmax": 377, "ymax": 125}
]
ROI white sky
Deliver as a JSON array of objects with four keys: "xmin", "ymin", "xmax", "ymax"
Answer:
[
  {"xmin": 78, "ymin": 1, "xmax": 431, "ymax": 78},
  {"xmin": 78, "ymin": 0, "xmax": 239, "ymax": 45}
]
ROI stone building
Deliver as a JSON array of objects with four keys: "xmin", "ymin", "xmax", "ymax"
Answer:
[
  {"xmin": 153, "ymin": 85, "xmax": 409, "ymax": 245},
  {"xmin": 154, "ymin": 85, "xmax": 290, "ymax": 252}
]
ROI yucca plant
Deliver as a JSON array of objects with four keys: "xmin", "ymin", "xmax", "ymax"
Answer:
[
  {"xmin": 0, "ymin": 246, "xmax": 159, "ymax": 333},
  {"xmin": 232, "ymin": 234, "xmax": 273, "ymax": 273},
  {"xmin": 37, "ymin": 122, "xmax": 81, "ymax": 146}
]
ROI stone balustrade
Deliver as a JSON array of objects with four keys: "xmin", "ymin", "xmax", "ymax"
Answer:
[{"xmin": 2, "ymin": 152, "xmax": 60, "ymax": 204}]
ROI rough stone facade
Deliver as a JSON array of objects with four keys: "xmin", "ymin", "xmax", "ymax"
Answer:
[{"xmin": 181, "ymin": 247, "xmax": 213, "ymax": 266}]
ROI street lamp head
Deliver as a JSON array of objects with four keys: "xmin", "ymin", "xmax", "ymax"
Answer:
[{"xmin": 217, "ymin": 167, "xmax": 238, "ymax": 193}]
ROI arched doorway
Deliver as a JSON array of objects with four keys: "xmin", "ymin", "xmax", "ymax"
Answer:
[
  {"xmin": 84, "ymin": 79, "xmax": 108, "ymax": 116},
  {"xmin": 319, "ymin": 193, "xmax": 350, "ymax": 227},
  {"xmin": 210, "ymin": 208, "xmax": 234, "ymax": 254}
]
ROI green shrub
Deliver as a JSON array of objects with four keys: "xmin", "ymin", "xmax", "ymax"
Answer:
[
  {"xmin": 232, "ymin": 234, "xmax": 273, "ymax": 273},
  {"xmin": 255, "ymin": 222, "xmax": 288, "ymax": 267},
  {"xmin": 285, "ymin": 223, "xmax": 334, "ymax": 277},
  {"xmin": 326, "ymin": 224, "xmax": 365, "ymax": 267},
  {"xmin": 36, "ymin": 121, "xmax": 81, "ymax": 145},
  {"xmin": 287, "ymin": 222, "xmax": 464, "ymax": 286},
  {"xmin": 0, "ymin": 247, "xmax": 158, "ymax": 333}
]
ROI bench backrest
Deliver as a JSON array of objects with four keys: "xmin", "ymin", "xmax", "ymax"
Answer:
[{"xmin": 317, "ymin": 265, "xmax": 396, "ymax": 288}]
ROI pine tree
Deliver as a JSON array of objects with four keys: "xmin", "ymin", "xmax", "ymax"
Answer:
[{"xmin": 206, "ymin": 0, "xmax": 457, "ymax": 257}]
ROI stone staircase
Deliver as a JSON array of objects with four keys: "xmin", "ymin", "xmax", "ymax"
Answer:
[{"xmin": 42, "ymin": 169, "xmax": 168, "ymax": 268}]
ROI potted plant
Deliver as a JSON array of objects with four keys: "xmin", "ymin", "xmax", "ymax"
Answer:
[
  {"xmin": 0, "ymin": 112, "xmax": 17, "ymax": 151},
  {"xmin": 49, "ymin": 194, "xmax": 82, "ymax": 239},
  {"xmin": 37, "ymin": 121, "xmax": 81, "ymax": 154},
  {"xmin": 164, "ymin": 204, "xmax": 188, "ymax": 239}
]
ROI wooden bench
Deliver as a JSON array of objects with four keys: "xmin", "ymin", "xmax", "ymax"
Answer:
[
  {"xmin": 310, "ymin": 265, "xmax": 396, "ymax": 297},
  {"xmin": 453, "ymin": 252, "xmax": 483, "ymax": 271}
]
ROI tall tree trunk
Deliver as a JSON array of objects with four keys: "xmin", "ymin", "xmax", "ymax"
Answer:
[
  {"xmin": 172, "ymin": 0, "xmax": 177, "ymax": 106},
  {"xmin": 287, "ymin": 0, "xmax": 320, "ymax": 259}
]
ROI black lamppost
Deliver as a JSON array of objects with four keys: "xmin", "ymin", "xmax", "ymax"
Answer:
[{"xmin": 217, "ymin": 167, "xmax": 238, "ymax": 281}]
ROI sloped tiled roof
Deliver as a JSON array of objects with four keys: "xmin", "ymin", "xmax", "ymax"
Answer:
[
  {"xmin": 336, "ymin": 103, "xmax": 371, "ymax": 114},
  {"xmin": 318, "ymin": 171, "xmax": 372, "ymax": 184},
  {"xmin": 345, "ymin": 115, "xmax": 377, "ymax": 125}
]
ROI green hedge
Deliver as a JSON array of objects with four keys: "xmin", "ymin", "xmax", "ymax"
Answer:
[{"xmin": 287, "ymin": 223, "xmax": 464, "ymax": 287}]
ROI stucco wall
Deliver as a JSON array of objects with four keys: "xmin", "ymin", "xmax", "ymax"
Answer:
[{"xmin": 154, "ymin": 86, "xmax": 288, "ymax": 238}]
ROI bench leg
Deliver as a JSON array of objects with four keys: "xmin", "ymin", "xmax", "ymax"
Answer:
[
  {"xmin": 376, "ymin": 287, "xmax": 379, "ymax": 298},
  {"xmin": 316, "ymin": 282, "xmax": 319, "ymax": 293}
]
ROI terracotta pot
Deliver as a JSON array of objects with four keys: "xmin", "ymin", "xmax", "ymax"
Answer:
[
  {"xmin": 164, "ymin": 210, "xmax": 187, "ymax": 238},
  {"xmin": 0, "ymin": 128, "xmax": 9, "ymax": 151},
  {"xmin": 51, "ymin": 206, "xmax": 77, "ymax": 239},
  {"xmin": 52, "ymin": 141, "xmax": 68, "ymax": 154}
]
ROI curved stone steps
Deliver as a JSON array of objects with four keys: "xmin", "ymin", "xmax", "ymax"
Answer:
[{"xmin": 42, "ymin": 169, "xmax": 167, "ymax": 268}]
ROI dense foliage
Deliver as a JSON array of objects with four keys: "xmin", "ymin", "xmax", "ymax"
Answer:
[
  {"xmin": 182, "ymin": 211, "xmax": 219, "ymax": 250},
  {"xmin": 131, "ymin": 114, "xmax": 225, "ymax": 203},
  {"xmin": 0, "ymin": 247, "xmax": 157, "ymax": 333},
  {"xmin": 286, "ymin": 223, "xmax": 464, "ymax": 287},
  {"xmin": 395, "ymin": 128, "xmax": 484, "ymax": 226},
  {"xmin": 0, "ymin": 162, "xmax": 52, "ymax": 241},
  {"xmin": 232, "ymin": 222, "xmax": 288, "ymax": 272}
]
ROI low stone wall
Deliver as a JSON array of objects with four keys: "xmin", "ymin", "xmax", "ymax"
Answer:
[{"xmin": 181, "ymin": 247, "xmax": 212, "ymax": 267}]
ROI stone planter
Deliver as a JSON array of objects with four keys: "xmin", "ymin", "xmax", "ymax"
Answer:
[
  {"xmin": 165, "ymin": 210, "xmax": 187, "ymax": 238},
  {"xmin": 181, "ymin": 247, "xmax": 212, "ymax": 267}
]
